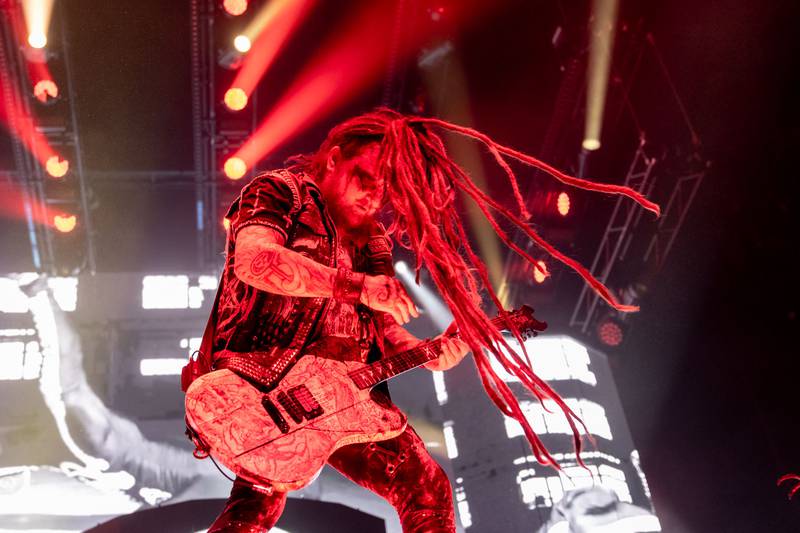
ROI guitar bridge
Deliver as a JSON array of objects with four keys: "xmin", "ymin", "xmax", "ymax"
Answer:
[{"xmin": 277, "ymin": 391, "xmax": 304, "ymax": 423}]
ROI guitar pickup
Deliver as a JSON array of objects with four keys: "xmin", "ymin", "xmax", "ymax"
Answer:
[
  {"xmin": 261, "ymin": 396, "xmax": 290, "ymax": 434},
  {"xmin": 276, "ymin": 391, "xmax": 304, "ymax": 423},
  {"xmin": 288, "ymin": 385, "xmax": 324, "ymax": 420}
]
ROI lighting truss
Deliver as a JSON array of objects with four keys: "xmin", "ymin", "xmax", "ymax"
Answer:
[
  {"xmin": 0, "ymin": 2, "xmax": 52, "ymax": 271},
  {"xmin": 569, "ymin": 139, "xmax": 656, "ymax": 333},
  {"xmin": 190, "ymin": 0, "xmax": 262, "ymax": 270},
  {"xmin": 0, "ymin": 1, "xmax": 96, "ymax": 274}
]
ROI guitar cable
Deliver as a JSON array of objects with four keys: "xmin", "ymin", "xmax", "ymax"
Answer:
[{"xmin": 185, "ymin": 417, "xmax": 271, "ymax": 488}]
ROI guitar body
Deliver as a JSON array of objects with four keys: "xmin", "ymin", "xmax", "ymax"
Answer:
[
  {"xmin": 185, "ymin": 355, "xmax": 407, "ymax": 492},
  {"xmin": 185, "ymin": 305, "xmax": 545, "ymax": 492}
]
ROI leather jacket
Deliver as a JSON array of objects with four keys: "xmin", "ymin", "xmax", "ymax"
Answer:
[{"xmin": 212, "ymin": 170, "xmax": 394, "ymax": 388}]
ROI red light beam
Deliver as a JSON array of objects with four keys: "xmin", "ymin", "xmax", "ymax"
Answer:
[
  {"xmin": 0, "ymin": 180, "xmax": 52, "ymax": 226},
  {"xmin": 229, "ymin": 0, "xmax": 315, "ymax": 100},
  {"xmin": 0, "ymin": 4, "xmax": 61, "ymax": 167},
  {"xmin": 233, "ymin": 0, "xmax": 496, "ymax": 171},
  {"xmin": 0, "ymin": 81, "xmax": 60, "ymax": 167}
]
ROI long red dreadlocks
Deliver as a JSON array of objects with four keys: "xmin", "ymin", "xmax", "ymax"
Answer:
[{"xmin": 293, "ymin": 108, "xmax": 660, "ymax": 470}]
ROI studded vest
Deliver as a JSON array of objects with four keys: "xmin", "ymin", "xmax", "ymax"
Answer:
[{"xmin": 212, "ymin": 170, "xmax": 394, "ymax": 389}]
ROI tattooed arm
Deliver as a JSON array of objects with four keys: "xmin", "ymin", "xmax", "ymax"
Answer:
[
  {"xmin": 234, "ymin": 225, "xmax": 336, "ymax": 297},
  {"xmin": 233, "ymin": 225, "xmax": 419, "ymax": 324}
]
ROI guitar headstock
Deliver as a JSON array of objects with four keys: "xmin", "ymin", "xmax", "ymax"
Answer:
[{"xmin": 504, "ymin": 305, "xmax": 548, "ymax": 340}]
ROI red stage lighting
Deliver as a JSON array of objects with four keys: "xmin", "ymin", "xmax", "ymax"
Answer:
[
  {"xmin": 234, "ymin": 34, "xmax": 252, "ymax": 53},
  {"xmin": 228, "ymin": 0, "xmax": 314, "ymax": 101},
  {"xmin": 532, "ymin": 260, "xmax": 548, "ymax": 284},
  {"xmin": 53, "ymin": 214, "xmax": 77, "ymax": 233},
  {"xmin": 557, "ymin": 192, "xmax": 570, "ymax": 216},
  {"xmin": 224, "ymin": 87, "xmax": 248, "ymax": 111},
  {"xmin": 597, "ymin": 317, "xmax": 624, "ymax": 347},
  {"xmin": 231, "ymin": 0, "xmax": 493, "ymax": 168},
  {"xmin": 429, "ymin": 5, "xmax": 446, "ymax": 21},
  {"xmin": 0, "ymin": 13, "xmax": 60, "ymax": 172},
  {"xmin": 224, "ymin": 157, "xmax": 247, "ymax": 180},
  {"xmin": 33, "ymin": 79, "xmax": 58, "ymax": 103},
  {"xmin": 45, "ymin": 155, "xmax": 69, "ymax": 178},
  {"xmin": 223, "ymin": 0, "xmax": 248, "ymax": 16},
  {"xmin": 223, "ymin": 218, "xmax": 231, "ymax": 231}
]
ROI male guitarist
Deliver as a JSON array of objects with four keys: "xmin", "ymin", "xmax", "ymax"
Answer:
[
  {"xmin": 206, "ymin": 112, "xmax": 469, "ymax": 532},
  {"xmin": 201, "ymin": 108, "xmax": 659, "ymax": 532}
]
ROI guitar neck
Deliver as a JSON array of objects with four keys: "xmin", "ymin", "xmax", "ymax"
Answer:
[{"xmin": 347, "ymin": 314, "xmax": 510, "ymax": 390}]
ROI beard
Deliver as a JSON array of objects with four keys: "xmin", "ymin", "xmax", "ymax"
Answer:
[{"xmin": 328, "ymin": 203, "xmax": 373, "ymax": 237}]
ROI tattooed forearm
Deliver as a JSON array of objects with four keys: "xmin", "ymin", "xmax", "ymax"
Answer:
[
  {"xmin": 234, "ymin": 226, "xmax": 336, "ymax": 298},
  {"xmin": 233, "ymin": 225, "xmax": 419, "ymax": 326}
]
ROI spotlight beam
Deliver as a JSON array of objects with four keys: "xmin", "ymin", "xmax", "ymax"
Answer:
[
  {"xmin": 233, "ymin": 0, "xmax": 497, "ymax": 170},
  {"xmin": 0, "ymin": 6, "xmax": 59, "ymax": 166},
  {"xmin": 583, "ymin": 0, "xmax": 620, "ymax": 151},
  {"xmin": 0, "ymin": 81, "xmax": 59, "ymax": 166},
  {"xmin": 230, "ymin": 0, "xmax": 314, "ymax": 99},
  {"xmin": 234, "ymin": 1, "xmax": 394, "ymax": 168},
  {"xmin": 419, "ymin": 48, "xmax": 508, "ymax": 307},
  {"xmin": 395, "ymin": 261, "xmax": 452, "ymax": 330},
  {"xmin": 21, "ymin": 0, "xmax": 55, "ymax": 49},
  {"xmin": 0, "ymin": 181, "xmax": 50, "ymax": 226}
]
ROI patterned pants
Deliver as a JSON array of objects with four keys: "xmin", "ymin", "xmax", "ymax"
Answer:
[{"xmin": 207, "ymin": 426, "xmax": 455, "ymax": 532}]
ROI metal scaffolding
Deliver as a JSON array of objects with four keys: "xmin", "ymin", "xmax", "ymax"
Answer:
[
  {"xmin": 644, "ymin": 165, "xmax": 707, "ymax": 270},
  {"xmin": 59, "ymin": 6, "xmax": 96, "ymax": 273},
  {"xmin": 190, "ymin": 0, "xmax": 218, "ymax": 271},
  {"xmin": 0, "ymin": 2, "xmax": 53, "ymax": 272},
  {"xmin": 568, "ymin": 29, "xmax": 710, "ymax": 339},
  {"xmin": 190, "ymin": 0, "xmax": 260, "ymax": 270},
  {"xmin": 0, "ymin": 1, "xmax": 96, "ymax": 274},
  {"xmin": 569, "ymin": 139, "xmax": 657, "ymax": 333}
]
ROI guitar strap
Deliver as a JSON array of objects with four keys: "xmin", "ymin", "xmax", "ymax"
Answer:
[{"xmin": 180, "ymin": 274, "xmax": 224, "ymax": 393}]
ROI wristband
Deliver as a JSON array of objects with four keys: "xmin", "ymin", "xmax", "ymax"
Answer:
[{"xmin": 333, "ymin": 267, "xmax": 365, "ymax": 305}]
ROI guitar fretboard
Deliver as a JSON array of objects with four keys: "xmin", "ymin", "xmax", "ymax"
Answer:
[{"xmin": 347, "ymin": 313, "xmax": 516, "ymax": 390}]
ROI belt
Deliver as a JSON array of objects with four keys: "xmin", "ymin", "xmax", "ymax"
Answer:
[{"xmin": 214, "ymin": 347, "xmax": 297, "ymax": 390}]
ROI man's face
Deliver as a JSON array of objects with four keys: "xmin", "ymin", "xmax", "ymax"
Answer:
[{"xmin": 321, "ymin": 143, "xmax": 385, "ymax": 234}]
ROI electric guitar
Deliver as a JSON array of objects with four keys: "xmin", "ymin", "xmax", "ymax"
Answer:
[{"xmin": 184, "ymin": 305, "xmax": 546, "ymax": 491}]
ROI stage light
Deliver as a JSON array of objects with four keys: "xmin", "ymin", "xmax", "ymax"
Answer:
[
  {"xmin": 223, "ymin": 0, "xmax": 248, "ymax": 16},
  {"xmin": 583, "ymin": 0, "xmax": 619, "ymax": 155},
  {"xmin": 394, "ymin": 260, "xmax": 409, "ymax": 275},
  {"xmin": 45, "ymin": 155, "xmax": 69, "ymax": 178},
  {"xmin": 224, "ymin": 156, "xmax": 247, "ymax": 180},
  {"xmin": 234, "ymin": 34, "xmax": 252, "ymax": 53},
  {"xmin": 224, "ymin": 87, "xmax": 248, "ymax": 111},
  {"xmin": 223, "ymin": 218, "xmax": 231, "ymax": 231},
  {"xmin": 33, "ymin": 79, "xmax": 58, "ymax": 103},
  {"xmin": 27, "ymin": 31, "xmax": 46, "ymax": 49},
  {"xmin": 394, "ymin": 259, "xmax": 452, "ymax": 329},
  {"xmin": 22, "ymin": 0, "xmax": 55, "ymax": 50},
  {"xmin": 429, "ymin": 5, "xmax": 446, "ymax": 22},
  {"xmin": 228, "ymin": 0, "xmax": 315, "ymax": 102},
  {"xmin": 230, "ymin": 0, "xmax": 493, "ymax": 170},
  {"xmin": 597, "ymin": 316, "xmax": 624, "ymax": 347},
  {"xmin": 582, "ymin": 138, "xmax": 601, "ymax": 151},
  {"xmin": 557, "ymin": 192, "xmax": 570, "ymax": 216},
  {"xmin": 533, "ymin": 260, "xmax": 548, "ymax": 284},
  {"xmin": 53, "ymin": 214, "xmax": 76, "ymax": 233}
]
